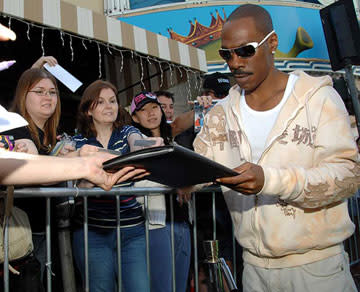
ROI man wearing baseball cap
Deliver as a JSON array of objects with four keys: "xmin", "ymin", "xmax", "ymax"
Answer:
[{"xmin": 202, "ymin": 72, "xmax": 231, "ymax": 99}]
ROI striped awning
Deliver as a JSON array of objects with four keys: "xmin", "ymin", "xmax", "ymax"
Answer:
[{"xmin": 0, "ymin": 0, "xmax": 207, "ymax": 72}]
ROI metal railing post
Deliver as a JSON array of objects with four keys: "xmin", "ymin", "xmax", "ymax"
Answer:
[
  {"xmin": 3, "ymin": 216, "xmax": 9, "ymax": 292},
  {"xmin": 46, "ymin": 197, "xmax": 52, "ymax": 292},
  {"xmin": 212, "ymin": 192, "xmax": 216, "ymax": 241},
  {"xmin": 192, "ymin": 193, "xmax": 199, "ymax": 292},
  {"xmin": 83, "ymin": 197, "xmax": 89, "ymax": 292},
  {"xmin": 170, "ymin": 193, "xmax": 176, "ymax": 292},
  {"xmin": 116, "ymin": 195, "xmax": 122, "ymax": 292},
  {"xmin": 232, "ymin": 223, "xmax": 237, "ymax": 287},
  {"xmin": 144, "ymin": 195, "xmax": 150, "ymax": 288}
]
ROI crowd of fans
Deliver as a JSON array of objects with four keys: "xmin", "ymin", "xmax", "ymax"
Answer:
[{"xmin": 0, "ymin": 23, "xmax": 232, "ymax": 290}]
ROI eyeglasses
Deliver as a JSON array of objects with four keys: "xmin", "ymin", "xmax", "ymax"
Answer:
[
  {"xmin": 29, "ymin": 89, "xmax": 57, "ymax": 97},
  {"xmin": 218, "ymin": 30, "xmax": 275, "ymax": 61}
]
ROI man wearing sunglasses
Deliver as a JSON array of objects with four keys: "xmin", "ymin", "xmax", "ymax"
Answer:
[{"xmin": 191, "ymin": 3, "xmax": 359, "ymax": 291}]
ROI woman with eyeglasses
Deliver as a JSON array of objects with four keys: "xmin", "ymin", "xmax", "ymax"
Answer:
[
  {"xmin": 1, "ymin": 68, "xmax": 62, "ymax": 287},
  {"xmin": 5, "ymin": 68, "xmax": 61, "ymax": 155}
]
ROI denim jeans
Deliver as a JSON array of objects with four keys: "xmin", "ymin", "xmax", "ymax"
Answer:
[
  {"xmin": 72, "ymin": 224, "xmax": 150, "ymax": 292},
  {"xmin": 149, "ymin": 221, "xmax": 191, "ymax": 292},
  {"xmin": 32, "ymin": 233, "xmax": 46, "ymax": 282}
]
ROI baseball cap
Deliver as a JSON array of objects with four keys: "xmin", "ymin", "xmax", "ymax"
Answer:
[
  {"xmin": 202, "ymin": 72, "xmax": 231, "ymax": 97},
  {"xmin": 130, "ymin": 91, "xmax": 160, "ymax": 114}
]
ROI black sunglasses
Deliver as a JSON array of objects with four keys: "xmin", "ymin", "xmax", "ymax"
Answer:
[{"xmin": 218, "ymin": 30, "xmax": 275, "ymax": 61}]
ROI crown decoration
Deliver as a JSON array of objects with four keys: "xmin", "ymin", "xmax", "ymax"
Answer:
[{"xmin": 168, "ymin": 9, "xmax": 226, "ymax": 48}]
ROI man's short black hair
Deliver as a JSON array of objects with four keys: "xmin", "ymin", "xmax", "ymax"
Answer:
[
  {"xmin": 227, "ymin": 4, "xmax": 273, "ymax": 36},
  {"xmin": 154, "ymin": 91, "xmax": 174, "ymax": 102}
]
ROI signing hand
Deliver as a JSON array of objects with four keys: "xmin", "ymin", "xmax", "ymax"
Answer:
[{"xmin": 216, "ymin": 162, "xmax": 264, "ymax": 194}]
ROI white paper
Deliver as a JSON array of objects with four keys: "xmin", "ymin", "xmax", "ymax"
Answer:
[
  {"xmin": 0, "ymin": 105, "xmax": 28, "ymax": 132},
  {"xmin": 44, "ymin": 63, "xmax": 83, "ymax": 92}
]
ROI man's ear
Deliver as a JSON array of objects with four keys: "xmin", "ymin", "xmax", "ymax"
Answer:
[
  {"xmin": 132, "ymin": 114, "xmax": 139, "ymax": 123},
  {"xmin": 268, "ymin": 32, "xmax": 278, "ymax": 54}
]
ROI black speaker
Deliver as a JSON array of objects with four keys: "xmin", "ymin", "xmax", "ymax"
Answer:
[{"xmin": 320, "ymin": 0, "xmax": 360, "ymax": 71}]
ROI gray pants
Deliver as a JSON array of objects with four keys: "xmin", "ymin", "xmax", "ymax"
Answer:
[{"xmin": 243, "ymin": 252, "xmax": 357, "ymax": 292}]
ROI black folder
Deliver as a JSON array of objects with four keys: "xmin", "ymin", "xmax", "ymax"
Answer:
[{"xmin": 102, "ymin": 145, "xmax": 237, "ymax": 188}]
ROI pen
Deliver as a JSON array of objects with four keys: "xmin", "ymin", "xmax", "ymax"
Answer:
[{"xmin": 0, "ymin": 60, "xmax": 16, "ymax": 71}]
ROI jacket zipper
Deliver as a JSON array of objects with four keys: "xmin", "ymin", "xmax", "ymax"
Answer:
[
  {"xmin": 231, "ymin": 106, "xmax": 262, "ymax": 255},
  {"xmin": 231, "ymin": 101, "xmax": 302, "ymax": 258}
]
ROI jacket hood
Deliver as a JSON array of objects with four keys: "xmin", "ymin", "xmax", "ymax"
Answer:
[
  {"xmin": 290, "ymin": 70, "xmax": 333, "ymax": 105},
  {"xmin": 225, "ymin": 70, "xmax": 336, "ymax": 151},
  {"xmin": 228, "ymin": 70, "xmax": 333, "ymax": 107}
]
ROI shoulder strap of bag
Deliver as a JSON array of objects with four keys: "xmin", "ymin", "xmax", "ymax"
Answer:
[
  {"xmin": 1, "ymin": 186, "xmax": 20, "ymax": 275},
  {"xmin": 4, "ymin": 186, "xmax": 14, "ymax": 218}
]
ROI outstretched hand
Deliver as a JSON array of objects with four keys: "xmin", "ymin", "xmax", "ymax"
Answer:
[
  {"xmin": 216, "ymin": 162, "xmax": 264, "ymax": 194},
  {"xmin": 79, "ymin": 145, "xmax": 150, "ymax": 190},
  {"xmin": 82, "ymin": 155, "xmax": 148, "ymax": 191}
]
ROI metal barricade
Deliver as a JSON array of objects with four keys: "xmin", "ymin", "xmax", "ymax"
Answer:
[{"xmin": 2, "ymin": 186, "xmax": 360, "ymax": 292}]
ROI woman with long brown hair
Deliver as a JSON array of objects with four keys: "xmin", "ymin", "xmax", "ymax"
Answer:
[
  {"xmin": 72, "ymin": 80, "xmax": 155, "ymax": 292},
  {"xmin": 2, "ymin": 68, "xmax": 62, "ymax": 284},
  {"xmin": 9, "ymin": 68, "xmax": 61, "ymax": 154}
]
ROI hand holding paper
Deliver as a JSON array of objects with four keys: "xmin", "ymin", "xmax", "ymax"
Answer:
[{"xmin": 44, "ymin": 63, "xmax": 82, "ymax": 92}]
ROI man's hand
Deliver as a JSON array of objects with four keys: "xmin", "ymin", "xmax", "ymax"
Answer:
[{"xmin": 216, "ymin": 162, "xmax": 264, "ymax": 194}]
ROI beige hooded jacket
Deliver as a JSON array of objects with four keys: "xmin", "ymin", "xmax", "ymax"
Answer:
[{"xmin": 194, "ymin": 70, "xmax": 360, "ymax": 268}]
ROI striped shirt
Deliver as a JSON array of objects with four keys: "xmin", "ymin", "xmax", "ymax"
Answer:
[{"xmin": 73, "ymin": 125, "xmax": 144, "ymax": 228}]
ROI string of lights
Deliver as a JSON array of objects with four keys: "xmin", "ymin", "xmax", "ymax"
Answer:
[{"xmin": 0, "ymin": 12, "xmax": 203, "ymax": 100}]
